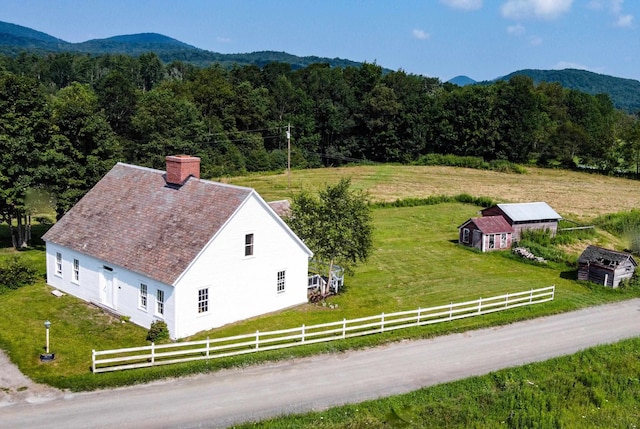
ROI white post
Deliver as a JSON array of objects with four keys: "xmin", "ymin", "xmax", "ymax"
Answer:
[
  {"xmin": 449, "ymin": 303, "xmax": 453, "ymax": 320},
  {"xmin": 530, "ymin": 289, "xmax": 533, "ymax": 303},
  {"xmin": 478, "ymin": 297, "xmax": 482, "ymax": 313},
  {"xmin": 151, "ymin": 342, "xmax": 155, "ymax": 364},
  {"xmin": 381, "ymin": 313, "xmax": 385, "ymax": 333},
  {"xmin": 505, "ymin": 292, "xmax": 509, "ymax": 308},
  {"xmin": 255, "ymin": 330, "xmax": 260, "ymax": 350},
  {"xmin": 342, "ymin": 318, "xmax": 346, "ymax": 339},
  {"xmin": 45, "ymin": 326, "xmax": 50, "ymax": 353},
  {"xmin": 417, "ymin": 307, "xmax": 421, "ymax": 325},
  {"xmin": 92, "ymin": 349, "xmax": 96, "ymax": 373},
  {"xmin": 301, "ymin": 324, "xmax": 305, "ymax": 343},
  {"xmin": 206, "ymin": 337, "xmax": 210, "ymax": 357}
]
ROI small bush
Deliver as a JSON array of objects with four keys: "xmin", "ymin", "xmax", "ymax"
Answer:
[
  {"xmin": 146, "ymin": 320, "xmax": 170, "ymax": 342},
  {"xmin": 0, "ymin": 256, "xmax": 37, "ymax": 292}
]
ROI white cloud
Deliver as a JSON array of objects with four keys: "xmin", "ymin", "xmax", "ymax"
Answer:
[
  {"xmin": 412, "ymin": 29, "xmax": 431, "ymax": 40},
  {"xmin": 501, "ymin": 0, "xmax": 573, "ymax": 20},
  {"xmin": 507, "ymin": 24, "xmax": 526, "ymax": 35},
  {"xmin": 589, "ymin": 0, "xmax": 634, "ymax": 27},
  {"xmin": 439, "ymin": 0, "xmax": 483, "ymax": 11},
  {"xmin": 615, "ymin": 14, "xmax": 634, "ymax": 27}
]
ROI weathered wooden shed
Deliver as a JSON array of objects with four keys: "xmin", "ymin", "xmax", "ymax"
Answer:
[
  {"xmin": 458, "ymin": 216, "xmax": 514, "ymax": 252},
  {"xmin": 577, "ymin": 245, "xmax": 637, "ymax": 288},
  {"xmin": 481, "ymin": 202, "xmax": 561, "ymax": 240}
]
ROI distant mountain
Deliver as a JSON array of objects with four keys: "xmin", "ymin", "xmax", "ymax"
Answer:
[
  {"xmin": 448, "ymin": 75, "xmax": 476, "ymax": 86},
  {"xmin": 497, "ymin": 68, "xmax": 640, "ymax": 113},
  {"xmin": 0, "ymin": 20, "xmax": 363, "ymax": 70}
]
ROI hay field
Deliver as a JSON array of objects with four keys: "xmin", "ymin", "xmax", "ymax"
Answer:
[{"xmin": 222, "ymin": 165, "xmax": 640, "ymax": 221}]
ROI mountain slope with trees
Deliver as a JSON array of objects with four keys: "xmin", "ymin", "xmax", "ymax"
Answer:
[
  {"xmin": 0, "ymin": 20, "xmax": 363, "ymax": 70},
  {"xmin": 497, "ymin": 68, "xmax": 640, "ymax": 113}
]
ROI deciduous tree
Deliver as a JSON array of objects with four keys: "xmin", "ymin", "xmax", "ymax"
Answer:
[{"xmin": 286, "ymin": 178, "xmax": 373, "ymax": 297}]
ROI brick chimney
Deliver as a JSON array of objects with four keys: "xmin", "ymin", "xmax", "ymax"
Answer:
[{"xmin": 165, "ymin": 155, "xmax": 200, "ymax": 186}]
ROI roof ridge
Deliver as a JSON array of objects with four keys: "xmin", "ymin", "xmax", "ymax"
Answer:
[{"xmin": 115, "ymin": 162, "xmax": 254, "ymax": 192}]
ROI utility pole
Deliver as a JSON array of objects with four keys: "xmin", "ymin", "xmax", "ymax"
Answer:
[{"xmin": 286, "ymin": 123, "xmax": 291, "ymax": 189}]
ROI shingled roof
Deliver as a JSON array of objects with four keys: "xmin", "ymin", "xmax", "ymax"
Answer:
[
  {"xmin": 460, "ymin": 216, "xmax": 514, "ymax": 234},
  {"xmin": 578, "ymin": 245, "xmax": 637, "ymax": 268},
  {"xmin": 42, "ymin": 162, "xmax": 254, "ymax": 285}
]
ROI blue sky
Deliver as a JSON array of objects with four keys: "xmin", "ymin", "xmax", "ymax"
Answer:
[{"xmin": 2, "ymin": 0, "xmax": 639, "ymax": 82}]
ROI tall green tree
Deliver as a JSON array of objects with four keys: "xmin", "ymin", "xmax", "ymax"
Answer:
[
  {"xmin": 0, "ymin": 74, "xmax": 52, "ymax": 247},
  {"xmin": 286, "ymin": 178, "xmax": 373, "ymax": 296}
]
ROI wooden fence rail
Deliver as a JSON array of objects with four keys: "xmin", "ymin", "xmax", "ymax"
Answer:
[{"xmin": 92, "ymin": 285, "xmax": 555, "ymax": 373}]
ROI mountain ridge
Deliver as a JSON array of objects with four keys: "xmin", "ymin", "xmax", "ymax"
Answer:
[{"xmin": 2, "ymin": 20, "xmax": 640, "ymax": 112}]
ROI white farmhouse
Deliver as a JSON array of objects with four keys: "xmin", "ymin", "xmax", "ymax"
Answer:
[{"xmin": 42, "ymin": 155, "xmax": 312, "ymax": 339}]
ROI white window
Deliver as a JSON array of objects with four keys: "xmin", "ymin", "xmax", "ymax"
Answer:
[
  {"xmin": 462, "ymin": 228, "xmax": 470, "ymax": 244},
  {"xmin": 72, "ymin": 258, "xmax": 80, "ymax": 282},
  {"xmin": 488, "ymin": 234, "xmax": 495, "ymax": 249},
  {"xmin": 277, "ymin": 270, "xmax": 286, "ymax": 293},
  {"xmin": 156, "ymin": 289, "xmax": 165, "ymax": 316},
  {"xmin": 55, "ymin": 252, "xmax": 62, "ymax": 276},
  {"xmin": 245, "ymin": 233, "xmax": 254, "ymax": 256},
  {"xmin": 500, "ymin": 233, "xmax": 507, "ymax": 249},
  {"xmin": 139, "ymin": 284, "xmax": 148, "ymax": 310},
  {"xmin": 198, "ymin": 288, "xmax": 209, "ymax": 313}
]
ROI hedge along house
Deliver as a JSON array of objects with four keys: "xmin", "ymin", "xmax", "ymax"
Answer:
[
  {"xmin": 458, "ymin": 216, "xmax": 514, "ymax": 252},
  {"xmin": 42, "ymin": 156, "xmax": 313, "ymax": 339},
  {"xmin": 481, "ymin": 202, "xmax": 561, "ymax": 241},
  {"xmin": 577, "ymin": 245, "xmax": 637, "ymax": 288}
]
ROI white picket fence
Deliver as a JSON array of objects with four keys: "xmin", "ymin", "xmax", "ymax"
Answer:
[{"xmin": 92, "ymin": 285, "xmax": 555, "ymax": 373}]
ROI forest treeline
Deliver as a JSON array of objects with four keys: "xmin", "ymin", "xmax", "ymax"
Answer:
[{"xmin": 2, "ymin": 51, "xmax": 640, "ymax": 245}]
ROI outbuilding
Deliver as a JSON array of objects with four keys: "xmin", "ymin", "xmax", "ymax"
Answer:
[
  {"xmin": 481, "ymin": 202, "xmax": 561, "ymax": 240},
  {"xmin": 577, "ymin": 245, "xmax": 637, "ymax": 288},
  {"xmin": 458, "ymin": 216, "xmax": 514, "ymax": 252}
]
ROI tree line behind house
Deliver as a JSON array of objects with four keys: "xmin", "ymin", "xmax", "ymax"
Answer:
[{"xmin": 2, "ymin": 51, "xmax": 640, "ymax": 246}]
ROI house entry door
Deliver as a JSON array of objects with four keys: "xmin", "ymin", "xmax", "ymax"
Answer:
[{"xmin": 101, "ymin": 268, "xmax": 115, "ymax": 308}]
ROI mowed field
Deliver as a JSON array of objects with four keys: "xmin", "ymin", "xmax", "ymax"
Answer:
[{"xmin": 222, "ymin": 165, "xmax": 640, "ymax": 221}]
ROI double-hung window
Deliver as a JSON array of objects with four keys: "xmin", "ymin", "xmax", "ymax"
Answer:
[
  {"xmin": 198, "ymin": 288, "xmax": 209, "ymax": 313},
  {"xmin": 55, "ymin": 252, "xmax": 62, "ymax": 276},
  {"xmin": 156, "ymin": 289, "xmax": 165, "ymax": 316},
  {"xmin": 72, "ymin": 258, "xmax": 80, "ymax": 283},
  {"xmin": 277, "ymin": 270, "xmax": 286, "ymax": 293},
  {"xmin": 462, "ymin": 228, "xmax": 470, "ymax": 244},
  {"xmin": 139, "ymin": 284, "xmax": 148, "ymax": 310},
  {"xmin": 244, "ymin": 233, "xmax": 254, "ymax": 256},
  {"xmin": 488, "ymin": 234, "xmax": 495, "ymax": 249},
  {"xmin": 500, "ymin": 233, "xmax": 507, "ymax": 249}
]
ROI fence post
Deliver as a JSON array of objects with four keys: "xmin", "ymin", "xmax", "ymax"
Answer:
[
  {"xmin": 449, "ymin": 302, "xmax": 453, "ymax": 320},
  {"xmin": 151, "ymin": 342, "xmax": 155, "ymax": 365},
  {"xmin": 530, "ymin": 289, "xmax": 533, "ymax": 303},
  {"xmin": 206, "ymin": 337, "xmax": 210, "ymax": 357},
  {"xmin": 505, "ymin": 292, "xmax": 509, "ymax": 308},
  {"xmin": 417, "ymin": 307, "xmax": 421, "ymax": 325},
  {"xmin": 552, "ymin": 285, "xmax": 555, "ymax": 300},
  {"xmin": 255, "ymin": 330, "xmax": 260, "ymax": 350},
  {"xmin": 92, "ymin": 349, "xmax": 96, "ymax": 373},
  {"xmin": 342, "ymin": 318, "xmax": 346, "ymax": 339},
  {"xmin": 478, "ymin": 297, "xmax": 482, "ymax": 314},
  {"xmin": 381, "ymin": 313, "xmax": 385, "ymax": 333},
  {"xmin": 301, "ymin": 324, "xmax": 305, "ymax": 343}
]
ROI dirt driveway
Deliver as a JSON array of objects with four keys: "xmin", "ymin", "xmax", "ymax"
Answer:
[{"xmin": 0, "ymin": 350, "xmax": 64, "ymax": 407}]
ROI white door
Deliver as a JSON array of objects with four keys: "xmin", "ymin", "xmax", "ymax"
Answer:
[{"xmin": 101, "ymin": 268, "xmax": 115, "ymax": 308}]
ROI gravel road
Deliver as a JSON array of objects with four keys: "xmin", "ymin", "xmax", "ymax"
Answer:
[{"xmin": 1, "ymin": 299, "xmax": 639, "ymax": 428}]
